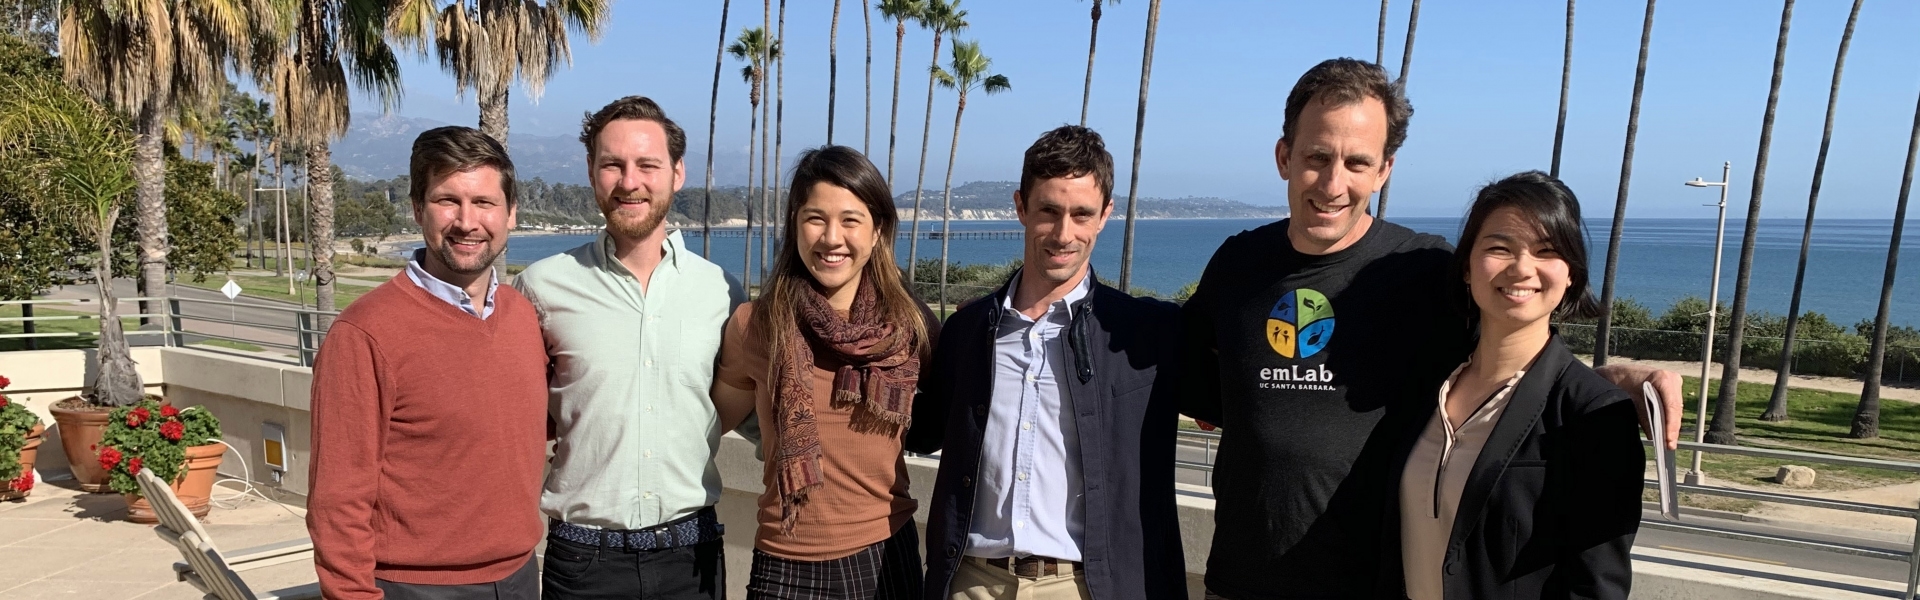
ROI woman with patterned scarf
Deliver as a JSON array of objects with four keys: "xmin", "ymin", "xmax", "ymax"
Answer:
[{"xmin": 713, "ymin": 145, "xmax": 939, "ymax": 599}]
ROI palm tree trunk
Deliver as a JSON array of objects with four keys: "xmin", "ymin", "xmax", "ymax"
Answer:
[
  {"xmin": 275, "ymin": 152, "xmax": 286, "ymax": 277},
  {"xmin": 767, "ymin": 0, "xmax": 787, "ymax": 284},
  {"xmin": 1551, "ymin": 0, "xmax": 1574, "ymax": 177},
  {"xmin": 134, "ymin": 102, "xmax": 169, "ymax": 326},
  {"xmin": 758, "ymin": 0, "xmax": 771, "ymax": 291},
  {"xmin": 703, "ymin": 0, "xmax": 731, "ymax": 258},
  {"xmin": 478, "ymin": 81, "xmax": 511, "ymax": 277},
  {"xmin": 249, "ymin": 160, "xmax": 262, "ymax": 268},
  {"xmin": 939, "ymin": 92, "xmax": 966, "ymax": 309},
  {"xmin": 1594, "ymin": 0, "xmax": 1657, "ymax": 370},
  {"xmin": 908, "ymin": 31, "xmax": 944, "ymax": 288},
  {"xmin": 91, "ymin": 207, "xmax": 143, "ymax": 407},
  {"xmin": 1851, "ymin": 72, "xmax": 1920, "ymax": 439},
  {"xmin": 1080, "ymin": 0, "xmax": 1102, "ymax": 127},
  {"xmin": 887, "ymin": 21, "xmax": 906, "ymax": 185},
  {"xmin": 1376, "ymin": 0, "xmax": 1388, "ymax": 64},
  {"xmin": 1708, "ymin": 0, "xmax": 1793, "ymax": 446},
  {"xmin": 745, "ymin": 100, "xmax": 758, "ymax": 286},
  {"xmin": 308, "ymin": 143, "xmax": 338, "ymax": 331},
  {"xmin": 829, "ymin": 0, "xmax": 840, "ymax": 144},
  {"xmin": 863, "ymin": 0, "xmax": 872, "ymax": 154},
  {"xmin": 1118, "ymin": 0, "xmax": 1161, "ymax": 294},
  {"xmin": 1767, "ymin": 0, "xmax": 1858, "ymax": 422},
  {"xmin": 1373, "ymin": 0, "xmax": 1419, "ymax": 219}
]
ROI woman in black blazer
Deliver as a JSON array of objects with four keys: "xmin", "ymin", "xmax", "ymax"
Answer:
[{"xmin": 1382, "ymin": 171, "xmax": 1645, "ymax": 600}]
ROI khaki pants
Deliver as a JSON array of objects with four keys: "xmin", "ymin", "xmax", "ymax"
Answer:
[{"xmin": 948, "ymin": 556, "xmax": 1093, "ymax": 600}]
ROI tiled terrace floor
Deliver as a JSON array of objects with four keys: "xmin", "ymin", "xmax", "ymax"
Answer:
[{"xmin": 0, "ymin": 478, "xmax": 315, "ymax": 600}]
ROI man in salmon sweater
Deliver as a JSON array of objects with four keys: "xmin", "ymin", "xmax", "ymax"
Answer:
[{"xmin": 308, "ymin": 126, "xmax": 548, "ymax": 600}]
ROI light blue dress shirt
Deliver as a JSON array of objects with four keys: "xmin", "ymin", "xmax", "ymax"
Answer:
[
  {"xmin": 967, "ymin": 270, "xmax": 1092, "ymax": 561},
  {"xmin": 404, "ymin": 248, "xmax": 499, "ymax": 319}
]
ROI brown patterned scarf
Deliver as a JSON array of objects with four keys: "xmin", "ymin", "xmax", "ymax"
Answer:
[{"xmin": 772, "ymin": 277, "xmax": 919, "ymax": 535}]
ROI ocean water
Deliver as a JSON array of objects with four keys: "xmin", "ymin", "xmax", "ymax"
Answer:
[{"xmin": 487, "ymin": 217, "xmax": 1918, "ymax": 327}]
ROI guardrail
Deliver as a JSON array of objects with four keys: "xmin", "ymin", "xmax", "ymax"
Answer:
[
  {"xmin": 1, "ymin": 295, "xmax": 337, "ymax": 367},
  {"xmin": 1172, "ymin": 429, "xmax": 1920, "ymax": 599}
]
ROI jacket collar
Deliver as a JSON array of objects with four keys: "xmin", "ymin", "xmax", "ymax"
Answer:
[{"xmin": 1445, "ymin": 331, "xmax": 1575, "ymax": 549}]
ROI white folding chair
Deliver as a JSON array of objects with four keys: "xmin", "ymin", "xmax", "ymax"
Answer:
[{"xmin": 137, "ymin": 469, "xmax": 320, "ymax": 600}]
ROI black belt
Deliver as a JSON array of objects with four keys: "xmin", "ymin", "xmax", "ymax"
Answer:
[{"xmin": 548, "ymin": 507, "xmax": 724, "ymax": 551}]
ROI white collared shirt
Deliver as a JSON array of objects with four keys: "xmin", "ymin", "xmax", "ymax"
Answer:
[{"xmin": 404, "ymin": 248, "xmax": 499, "ymax": 319}]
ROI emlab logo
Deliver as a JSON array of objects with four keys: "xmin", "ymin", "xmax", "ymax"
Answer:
[{"xmin": 1266, "ymin": 289, "xmax": 1335, "ymax": 359}]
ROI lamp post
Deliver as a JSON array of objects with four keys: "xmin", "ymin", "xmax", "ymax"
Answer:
[{"xmin": 1683, "ymin": 161, "xmax": 1732, "ymax": 485}]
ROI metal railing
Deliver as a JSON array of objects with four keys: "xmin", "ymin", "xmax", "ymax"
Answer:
[
  {"xmin": 1, "ymin": 295, "xmax": 337, "ymax": 366},
  {"xmin": 1173, "ymin": 428, "xmax": 1920, "ymax": 598}
]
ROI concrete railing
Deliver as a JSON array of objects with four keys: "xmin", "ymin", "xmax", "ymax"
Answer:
[{"xmin": 0, "ymin": 347, "xmax": 1906, "ymax": 599}]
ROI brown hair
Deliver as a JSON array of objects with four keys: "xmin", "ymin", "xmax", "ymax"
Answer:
[
  {"xmin": 1019, "ymin": 125, "xmax": 1115, "ymax": 207},
  {"xmin": 752, "ymin": 146, "xmax": 930, "ymax": 360},
  {"xmin": 409, "ymin": 126, "xmax": 517, "ymax": 208},
  {"xmin": 578, "ymin": 95, "xmax": 688, "ymax": 164},
  {"xmin": 1281, "ymin": 58, "xmax": 1414, "ymax": 159}
]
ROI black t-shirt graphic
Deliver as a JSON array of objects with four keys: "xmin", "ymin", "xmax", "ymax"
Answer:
[{"xmin": 1181, "ymin": 219, "xmax": 1472, "ymax": 599}]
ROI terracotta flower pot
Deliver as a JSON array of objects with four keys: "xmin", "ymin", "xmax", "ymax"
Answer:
[
  {"xmin": 123, "ymin": 443, "xmax": 225, "ymax": 524},
  {"xmin": 0, "ymin": 423, "xmax": 43, "ymax": 501},
  {"xmin": 50, "ymin": 402, "xmax": 112, "ymax": 493}
]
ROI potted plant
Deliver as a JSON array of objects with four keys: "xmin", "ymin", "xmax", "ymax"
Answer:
[
  {"xmin": 0, "ymin": 64, "xmax": 149, "ymax": 492},
  {"xmin": 0, "ymin": 375, "xmax": 45, "ymax": 501},
  {"xmin": 98, "ymin": 397, "xmax": 223, "ymax": 523}
]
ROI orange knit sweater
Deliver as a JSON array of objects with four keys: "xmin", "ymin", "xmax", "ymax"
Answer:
[{"xmin": 307, "ymin": 275, "xmax": 548, "ymax": 598}]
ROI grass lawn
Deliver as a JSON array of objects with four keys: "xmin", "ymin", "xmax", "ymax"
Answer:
[
  {"xmin": 1670, "ymin": 375, "xmax": 1920, "ymax": 492},
  {"xmin": 191, "ymin": 338, "xmax": 267, "ymax": 353},
  {"xmin": 0, "ymin": 305, "xmax": 145, "ymax": 351},
  {"xmin": 178, "ymin": 274, "xmax": 375, "ymax": 309}
]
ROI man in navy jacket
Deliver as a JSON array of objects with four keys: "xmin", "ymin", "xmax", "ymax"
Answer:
[{"xmin": 907, "ymin": 125, "xmax": 1186, "ymax": 600}]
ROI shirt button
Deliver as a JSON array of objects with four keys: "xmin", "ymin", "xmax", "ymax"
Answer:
[
  {"xmin": 1015, "ymin": 521, "xmax": 1025, "ymax": 529},
  {"xmin": 646, "ymin": 360, "xmax": 654, "ymax": 366},
  {"xmin": 961, "ymin": 476, "xmax": 973, "ymax": 488},
  {"xmin": 1021, "ymin": 422, "xmax": 1032, "ymax": 431},
  {"xmin": 1026, "ymin": 374, "xmax": 1037, "ymax": 383},
  {"xmin": 644, "ymin": 450, "xmax": 653, "ymax": 458},
  {"xmin": 1017, "ymin": 472, "xmax": 1028, "ymax": 481},
  {"xmin": 947, "ymin": 545, "xmax": 958, "ymax": 558}
]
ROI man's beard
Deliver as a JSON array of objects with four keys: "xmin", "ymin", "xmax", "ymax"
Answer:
[
  {"xmin": 603, "ymin": 196, "xmax": 672, "ymax": 240},
  {"xmin": 432, "ymin": 238, "xmax": 504, "ymax": 276}
]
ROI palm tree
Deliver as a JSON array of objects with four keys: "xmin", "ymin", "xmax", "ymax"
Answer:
[
  {"xmin": 235, "ymin": 97, "xmax": 276, "ymax": 269},
  {"xmin": 908, "ymin": 0, "xmax": 966, "ymax": 287},
  {"xmin": 1852, "ymin": 88, "xmax": 1920, "ymax": 439},
  {"xmin": 387, "ymin": 0, "xmax": 611, "ymax": 148},
  {"xmin": 1550, "ymin": 0, "xmax": 1574, "ymax": 177},
  {"xmin": 0, "ymin": 68, "xmax": 142, "ymax": 406},
  {"xmin": 758, "ymin": 0, "xmax": 771, "ymax": 289},
  {"xmin": 878, "ymin": 0, "xmax": 924, "ymax": 185},
  {"xmin": 1592, "ymin": 0, "xmax": 1658, "ymax": 369},
  {"xmin": 863, "ymin": 0, "xmax": 873, "ymax": 154},
  {"xmin": 702, "ymin": 0, "xmax": 732, "ymax": 257},
  {"xmin": 1767, "ymin": 0, "xmax": 1860, "ymax": 422},
  {"xmin": 1116, "ymin": 0, "xmax": 1161, "ymax": 294},
  {"xmin": 730, "ymin": 27, "xmax": 776, "ymax": 286},
  {"xmin": 933, "ymin": 39, "xmax": 1009, "ymax": 308},
  {"xmin": 59, "ymin": 0, "xmax": 278, "ymax": 322},
  {"xmin": 1707, "ymin": 0, "xmax": 1794, "ymax": 446},
  {"xmin": 829, "ymin": 0, "xmax": 841, "ymax": 144},
  {"xmin": 766, "ymin": 0, "xmax": 789, "ymax": 283},
  {"xmin": 1372, "ymin": 0, "xmax": 1419, "ymax": 219},
  {"xmin": 270, "ymin": 0, "xmax": 404, "ymax": 326},
  {"xmin": 1079, "ymin": 0, "xmax": 1120, "ymax": 127}
]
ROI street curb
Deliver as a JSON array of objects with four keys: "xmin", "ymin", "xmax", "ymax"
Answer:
[{"xmin": 1647, "ymin": 500, "xmax": 1916, "ymax": 546}]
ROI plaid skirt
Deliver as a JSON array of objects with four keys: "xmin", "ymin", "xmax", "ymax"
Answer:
[{"xmin": 745, "ymin": 523, "xmax": 923, "ymax": 600}]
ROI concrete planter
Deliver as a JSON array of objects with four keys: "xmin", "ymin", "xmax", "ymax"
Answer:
[
  {"xmin": 123, "ymin": 443, "xmax": 225, "ymax": 524},
  {"xmin": 0, "ymin": 423, "xmax": 44, "ymax": 501}
]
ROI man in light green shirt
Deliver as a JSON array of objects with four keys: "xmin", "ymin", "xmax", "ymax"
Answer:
[{"xmin": 512, "ymin": 96, "xmax": 745, "ymax": 600}]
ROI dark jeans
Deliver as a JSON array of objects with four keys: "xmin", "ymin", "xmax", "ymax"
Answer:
[
  {"xmin": 540, "ymin": 532, "xmax": 727, "ymax": 600},
  {"xmin": 376, "ymin": 553, "xmax": 539, "ymax": 600}
]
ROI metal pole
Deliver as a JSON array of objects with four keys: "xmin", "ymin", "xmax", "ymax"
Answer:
[{"xmin": 1689, "ymin": 161, "xmax": 1732, "ymax": 484}]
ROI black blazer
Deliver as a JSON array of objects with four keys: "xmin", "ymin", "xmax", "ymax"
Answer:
[
  {"xmin": 905, "ymin": 272, "xmax": 1187, "ymax": 600},
  {"xmin": 1379, "ymin": 334, "xmax": 1643, "ymax": 600}
]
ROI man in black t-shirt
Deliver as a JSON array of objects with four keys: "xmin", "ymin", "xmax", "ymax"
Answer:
[{"xmin": 1181, "ymin": 58, "xmax": 1681, "ymax": 599}]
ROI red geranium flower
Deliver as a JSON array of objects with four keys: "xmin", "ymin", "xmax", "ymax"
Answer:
[
  {"xmin": 9, "ymin": 470, "xmax": 32, "ymax": 492},
  {"xmin": 97, "ymin": 446, "xmax": 123, "ymax": 471},
  {"xmin": 0, "ymin": 396, "xmax": 8, "ymax": 408},
  {"xmin": 160, "ymin": 405, "xmax": 179, "ymax": 419},
  {"xmin": 126, "ymin": 456, "xmax": 142, "ymax": 474},
  {"xmin": 159, "ymin": 421, "xmax": 184, "ymax": 442},
  {"xmin": 126, "ymin": 407, "xmax": 151, "ymax": 428},
  {"xmin": 0, "ymin": 374, "xmax": 10, "ymax": 388}
]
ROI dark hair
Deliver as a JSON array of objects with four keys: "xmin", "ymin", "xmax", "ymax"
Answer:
[
  {"xmin": 1019, "ymin": 125, "xmax": 1115, "ymax": 207},
  {"xmin": 578, "ymin": 95, "xmax": 688, "ymax": 164},
  {"xmin": 1453, "ymin": 170, "xmax": 1601, "ymax": 320},
  {"xmin": 752, "ymin": 146, "xmax": 930, "ymax": 368},
  {"xmin": 1281, "ymin": 58, "xmax": 1414, "ymax": 159},
  {"xmin": 409, "ymin": 126, "xmax": 517, "ymax": 208}
]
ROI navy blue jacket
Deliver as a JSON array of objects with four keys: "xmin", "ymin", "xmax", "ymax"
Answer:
[{"xmin": 906, "ymin": 273, "xmax": 1187, "ymax": 600}]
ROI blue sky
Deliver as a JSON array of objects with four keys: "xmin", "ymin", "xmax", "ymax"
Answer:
[{"xmin": 353, "ymin": 0, "xmax": 1920, "ymax": 218}]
